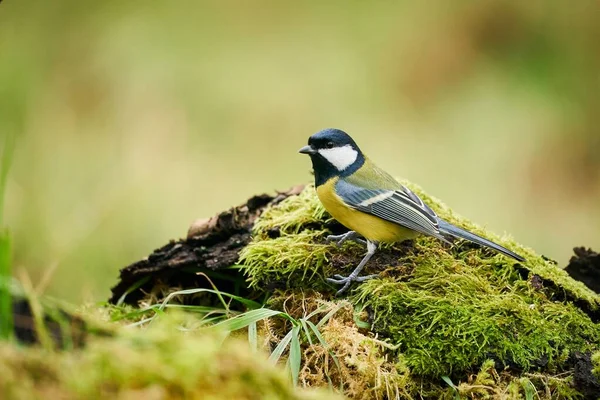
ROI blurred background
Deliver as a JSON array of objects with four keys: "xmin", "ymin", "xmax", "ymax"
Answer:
[{"xmin": 1, "ymin": 1, "xmax": 599, "ymax": 303}]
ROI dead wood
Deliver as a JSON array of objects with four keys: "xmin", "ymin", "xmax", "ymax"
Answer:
[{"xmin": 108, "ymin": 185, "xmax": 305, "ymax": 305}]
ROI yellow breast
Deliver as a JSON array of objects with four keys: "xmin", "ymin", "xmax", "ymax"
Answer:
[{"xmin": 316, "ymin": 178, "xmax": 418, "ymax": 243}]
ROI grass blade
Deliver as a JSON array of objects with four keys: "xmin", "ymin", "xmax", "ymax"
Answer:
[
  {"xmin": 0, "ymin": 129, "xmax": 15, "ymax": 228},
  {"xmin": 115, "ymin": 276, "xmax": 150, "ymax": 306},
  {"xmin": 441, "ymin": 375, "xmax": 457, "ymax": 390},
  {"xmin": 269, "ymin": 329, "xmax": 293, "ymax": 365},
  {"xmin": 288, "ymin": 325, "xmax": 301, "ymax": 386},
  {"xmin": 300, "ymin": 319, "xmax": 313, "ymax": 346},
  {"xmin": 307, "ymin": 320, "xmax": 342, "ymax": 389},
  {"xmin": 113, "ymin": 304, "xmax": 229, "ymax": 323},
  {"xmin": 0, "ymin": 131, "xmax": 15, "ymax": 341},
  {"xmin": 128, "ymin": 316, "xmax": 160, "ymax": 328},
  {"xmin": 316, "ymin": 302, "xmax": 347, "ymax": 328},
  {"xmin": 442, "ymin": 375, "xmax": 460, "ymax": 400},
  {"xmin": 157, "ymin": 288, "xmax": 261, "ymax": 312},
  {"xmin": 520, "ymin": 378, "xmax": 535, "ymax": 400},
  {"xmin": 0, "ymin": 230, "xmax": 11, "ymax": 340},
  {"xmin": 353, "ymin": 304, "xmax": 371, "ymax": 329},
  {"xmin": 210, "ymin": 308, "xmax": 282, "ymax": 332},
  {"xmin": 248, "ymin": 321, "xmax": 257, "ymax": 351}
]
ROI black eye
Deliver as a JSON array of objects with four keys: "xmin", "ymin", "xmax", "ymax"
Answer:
[{"xmin": 325, "ymin": 141, "xmax": 334, "ymax": 149}]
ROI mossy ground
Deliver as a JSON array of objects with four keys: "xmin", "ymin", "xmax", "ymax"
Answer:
[
  {"xmin": 0, "ymin": 311, "xmax": 340, "ymax": 400},
  {"xmin": 240, "ymin": 182, "xmax": 600, "ymax": 398},
  {"xmin": 3, "ymin": 182, "xmax": 599, "ymax": 399}
]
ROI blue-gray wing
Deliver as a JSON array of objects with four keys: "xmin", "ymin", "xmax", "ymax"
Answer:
[{"xmin": 335, "ymin": 179, "xmax": 450, "ymax": 242}]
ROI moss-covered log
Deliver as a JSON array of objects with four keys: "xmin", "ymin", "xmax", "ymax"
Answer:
[
  {"xmin": 110, "ymin": 182, "xmax": 600, "ymax": 399},
  {"xmin": 109, "ymin": 185, "xmax": 306, "ymax": 305}
]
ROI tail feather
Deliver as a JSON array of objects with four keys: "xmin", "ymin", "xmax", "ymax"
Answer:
[{"xmin": 438, "ymin": 220, "xmax": 525, "ymax": 262}]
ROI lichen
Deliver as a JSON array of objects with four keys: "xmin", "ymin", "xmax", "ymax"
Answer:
[{"xmin": 239, "ymin": 182, "xmax": 600, "ymax": 398}]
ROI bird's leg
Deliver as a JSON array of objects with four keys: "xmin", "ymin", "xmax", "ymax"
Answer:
[
  {"xmin": 326, "ymin": 240, "xmax": 379, "ymax": 295},
  {"xmin": 326, "ymin": 230, "xmax": 366, "ymax": 247}
]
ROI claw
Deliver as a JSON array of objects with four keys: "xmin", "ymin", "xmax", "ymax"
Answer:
[
  {"xmin": 326, "ymin": 235, "xmax": 347, "ymax": 248},
  {"xmin": 326, "ymin": 231, "xmax": 365, "ymax": 247},
  {"xmin": 354, "ymin": 274, "xmax": 378, "ymax": 282},
  {"xmin": 326, "ymin": 240, "xmax": 380, "ymax": 295},
  {"xmin": 326, "ymin": 274, "xmax": 379, "ymax": 295},
  {"xmin": 325, "ymin": 278, "xmax": 353, "ymax": 295}
]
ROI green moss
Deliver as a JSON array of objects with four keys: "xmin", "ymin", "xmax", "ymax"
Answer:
[
  {"xmin": 253, "ymin": 184, "xmax": 331, "ymax": 236},
  {"xmin": 355, "ymin": 274, "xmax": 597, "ymax": 376},
  {"xmin": 404, "ymin": 180, "xmax": 600, "ymax": 309},
  {"xmin": 0, "ymin": 313, "xmax": 340, "ymax": 400},
  {"xmin": 434, "ymin": 359, "xmax": 584, "ymax": 399},
  {"xmin": 10, "ymin": 181, "xmax": 598, "ymax": 399},
  {"xmin": 240, "ymin": 182, "xmax": 600, "ymax": 392},
  {"xmin": 241, "ymin": 185, "xmax": 336, "ymax": 290},
  {"xmin": 241, "ymin": 230, "xmax": 333, "ymax": 290}
]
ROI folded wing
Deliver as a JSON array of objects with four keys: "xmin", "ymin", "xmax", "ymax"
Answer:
[
  {"xmin": 335, "ymin": 179, "xmax": 451, "ymax": 244},
  {"xmin": 336, "ymin": 178, "xmax": 525, "ymax": 261}
]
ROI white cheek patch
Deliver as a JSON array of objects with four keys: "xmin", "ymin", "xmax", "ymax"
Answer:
[{"xmin": 318, "ymin": 145, "xmax": 358, "ymax": 171}]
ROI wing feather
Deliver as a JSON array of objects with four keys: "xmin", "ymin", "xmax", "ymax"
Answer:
[{"xmin": 335, "ymin": 179, "xmax": 448, "ymax": 241}]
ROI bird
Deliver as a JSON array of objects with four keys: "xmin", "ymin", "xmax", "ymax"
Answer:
[{"xmin": 298, "ymin": 128, "xmax": 525, "ymax": 295}]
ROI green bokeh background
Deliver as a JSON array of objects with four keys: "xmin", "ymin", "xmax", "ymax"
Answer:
[{"xmin": 2, "ymin": 1, "xmax": 599, "ymax": 302}]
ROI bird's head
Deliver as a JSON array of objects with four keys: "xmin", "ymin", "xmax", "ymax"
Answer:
[{"xmin": 299, "ymin": 128, "xmax": 365, "ymax": 186}]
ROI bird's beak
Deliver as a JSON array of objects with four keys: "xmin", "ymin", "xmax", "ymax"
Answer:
[{"xmin": 298, "ymin": 145, "xmax": 317, "ymax": 155}]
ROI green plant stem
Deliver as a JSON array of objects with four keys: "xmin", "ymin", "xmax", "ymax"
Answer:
[
  {"xmin": 0, "ymin": 230, "xmax": 12, "ymax": 340},
  {"xmin": 0, "ymin": 132, "xmax": 15, "ymax": 340},
  {"xmin": 0, "ymin": 132, "xmax": 15, "ymax": 227}
]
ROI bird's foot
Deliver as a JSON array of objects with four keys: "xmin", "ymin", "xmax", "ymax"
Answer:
[
  {"xmin": 326, "ymin": 231, "xmax": 366, "ymax": 247},
  {"xmin": 326, "ymin": 273, "xmax": 379, "ymax": 296}
]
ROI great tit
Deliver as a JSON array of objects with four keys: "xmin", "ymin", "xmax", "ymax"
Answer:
[{"xmin": 299, "ymin": 128, "xmax": 525, "ymax": 295}]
